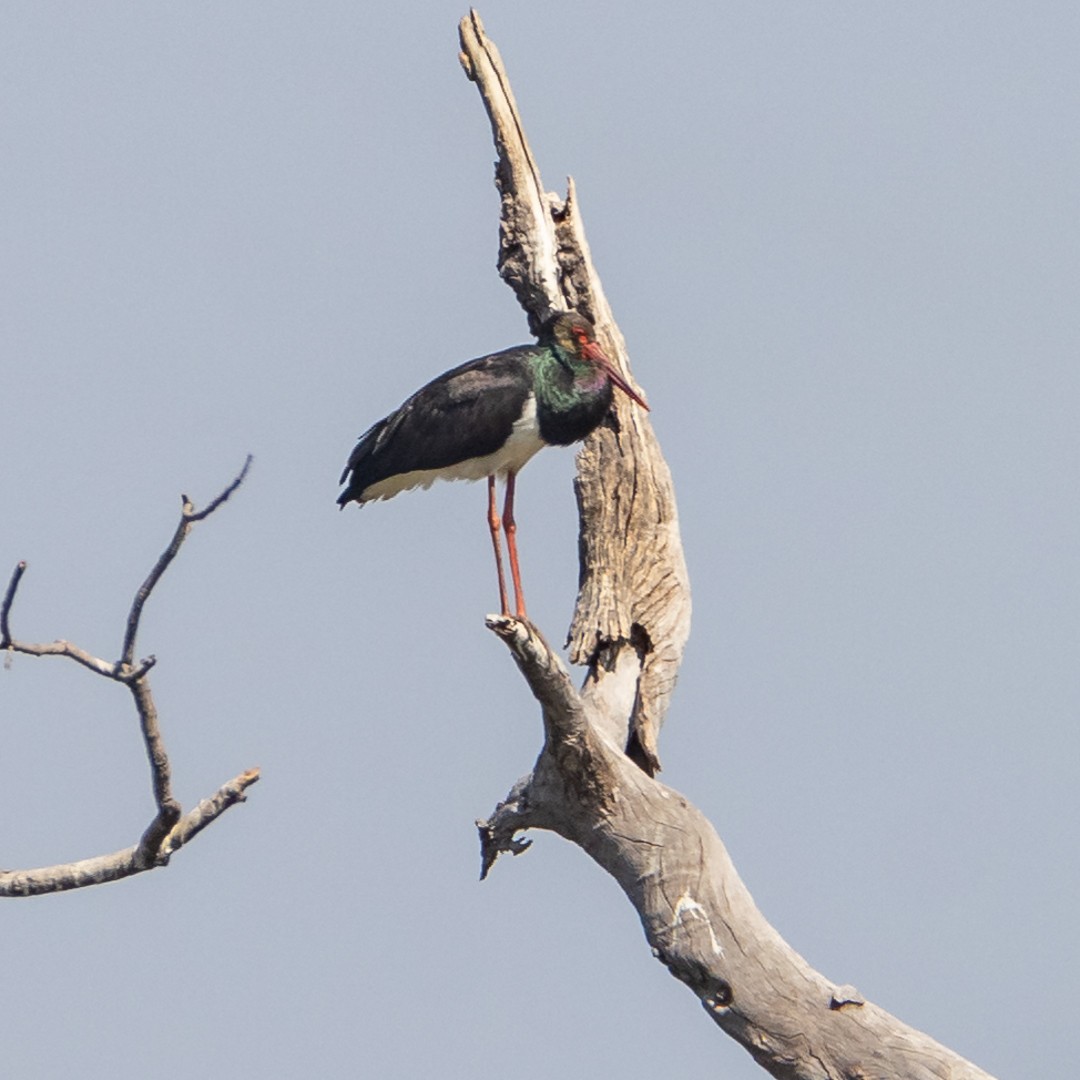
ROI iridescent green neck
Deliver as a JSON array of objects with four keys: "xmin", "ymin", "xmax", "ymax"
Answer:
[{"xmin": 529, "ymin": 346, "xmax": 605, "ymax": 410}]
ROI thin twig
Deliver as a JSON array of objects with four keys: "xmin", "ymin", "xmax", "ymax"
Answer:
[
  {"xmin": 121, "ymin": 454, "xmax": 252, "ymax": 666},
  {"xmin": 2, "ymin": 637, "xmax": 116, "ymax": 676},
  {"xmin": 1, "ymin": 560, "xmax": 27, "ymax": 648},
  {"xmin": 121, "ymin": 512, "xmax": 189, "ymax": 668},
  {"xmin": 187, "ymin": 453, "xmax": 252, "ymax": 522}
]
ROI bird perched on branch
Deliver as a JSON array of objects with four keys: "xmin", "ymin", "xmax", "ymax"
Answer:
[{"xmin": 338, "ymin": 311, "xmax": 649, "ymax": 618}]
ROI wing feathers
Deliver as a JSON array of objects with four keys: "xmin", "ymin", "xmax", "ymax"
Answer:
[{"xmin": 338, "ymin": 350, "xmax": 534, "ymax": 505}]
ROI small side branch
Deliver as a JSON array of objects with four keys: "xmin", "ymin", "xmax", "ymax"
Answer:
[
  {"xmin": 121, "ymin": 453, "xmax": 252, "ymax": 666},
  {"xmin": 159, "ymin": 767, "xmax": 262, "ymax": 856},
  {"xmin": 0, "ymin": 560, "xmax": 27, "ymax": 647},
  {"xmin": 0, "ymin": 768, "xmax": 260, "ymax": 897},
  {"xmin": 1, "ymin": 458, "xmax": 258, "ymax": 897}
]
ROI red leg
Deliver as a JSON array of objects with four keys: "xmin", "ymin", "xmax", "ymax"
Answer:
[
  {"xmin": 503, "ymin": 470, "xmax": 527, "ymax": 619},
  {"xmin": 487, "ymin": 475, "xmax": 510, "ymax": 615}
]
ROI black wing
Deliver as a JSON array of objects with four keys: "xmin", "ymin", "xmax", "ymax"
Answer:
[{"xmin": 338, "ymin": 347, "xmax": 534, "ymax": 505}]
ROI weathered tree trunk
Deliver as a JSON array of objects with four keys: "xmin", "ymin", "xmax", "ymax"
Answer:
[{"xmin": 459, "ymin": 11, "xmax": 996, "ymax": 1079}]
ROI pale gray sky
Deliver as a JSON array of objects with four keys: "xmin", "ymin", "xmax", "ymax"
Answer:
[{"xmin": 2, "ymin": 3, "xmax": 1077, "ymax": 1077}]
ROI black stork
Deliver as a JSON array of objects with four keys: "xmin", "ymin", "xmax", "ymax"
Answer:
[{"xmin": 337, "ymin": 311, "xmax": 649, "ymax": 618}]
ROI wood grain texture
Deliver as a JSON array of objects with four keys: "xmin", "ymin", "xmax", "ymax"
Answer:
[
  {"xmin": 483, "ymin": 618, "xmax": 994, "ymax": 1080},
  {"xmin": 461, "ymin": 11, "xmax": 996, "ymax": 1077},
  {"xmin": 459, "ymin": 11, "xmax": 690, "ymax": 775}
]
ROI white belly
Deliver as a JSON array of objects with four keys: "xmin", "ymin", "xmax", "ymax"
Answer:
[{"xmin": 362, "ymin": 393, "xmax": 545, "ymax": 501}]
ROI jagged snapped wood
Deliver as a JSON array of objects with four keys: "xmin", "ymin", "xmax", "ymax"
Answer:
[
  {"xmin": 459, "ymin": 9, "xmax": 690, "ymax": 774},
  {"xmin": 459, "ymin": 10, "xmax": 998, "ymax": 1078}
]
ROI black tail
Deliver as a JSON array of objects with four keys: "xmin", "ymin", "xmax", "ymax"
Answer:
[{"xmin": 337, "ymin": 416, "xmax": 390, "ymax": 507}]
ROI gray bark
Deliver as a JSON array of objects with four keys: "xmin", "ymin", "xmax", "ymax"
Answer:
[
  {"xmin": 460, "ymin": 11, "xmax": 996, "ymax": 1079},
  {"xmin": 1, "ymin": 459, "xmax": 259, "ymax": 897}
]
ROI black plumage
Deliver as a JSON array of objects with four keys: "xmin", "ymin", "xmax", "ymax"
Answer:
[{"xmin": 338, "ymin": 311, "xmax": 647, "ymax": 616}]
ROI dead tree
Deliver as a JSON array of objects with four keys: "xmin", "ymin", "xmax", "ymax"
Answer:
[
  {"xmin": 458, "ymin": 12, "xmax": 996, "ymax": 1079},
  {"xmin": 1, "ymin": 458, "xmax": 259, "ymax": 897}
]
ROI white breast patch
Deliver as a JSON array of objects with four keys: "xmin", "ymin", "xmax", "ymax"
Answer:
[{"xmin": 361, "ymin": 393, "xmax": 545, "ymax": 501}]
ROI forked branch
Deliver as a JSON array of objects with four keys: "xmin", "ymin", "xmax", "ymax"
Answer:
[
  {"xmin": 1, "ymin": 456, "xmax": 259, "ymax": 897},
  {"xmin": 460, "ymin": 11, "xmax": 996, "ymax": 1078}
]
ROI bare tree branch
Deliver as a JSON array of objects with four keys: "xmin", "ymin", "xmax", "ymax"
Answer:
[
  {"xmin": 122, "ymin": 453, "xmax": 252, "ymax": 665},
  {"xmin": 0, "ymin": 769, "xmax": 260, "ymax": 897},
  {"xmin": 1, "ymin": 457, "xmax": 259, "ymax": 897},
  {"xmin": 459, "ymin": 11, "xmax": 996, "ymax": 1078}
]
